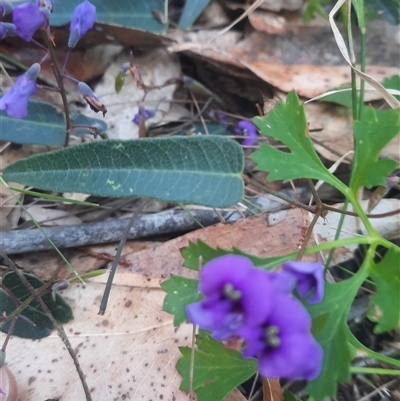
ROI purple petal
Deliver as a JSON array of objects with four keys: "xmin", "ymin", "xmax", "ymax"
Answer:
[
  {"xmin": 235, "ymin": 120, "xmax": 258, "ymax": 146},
  {"xmin": 13, "ymin": 2, "xmax": 46, "ymax": 41},
  {"xmin": 282, "ymin": 261, "xmax": 324, "ymax": 303},
  {"xmin": 258, "ymin": 333, "xmax": 323, "ymax": 380},
  {"xmin": 199, "ymin": 255, "xmax": 254, "ymax": 296}
]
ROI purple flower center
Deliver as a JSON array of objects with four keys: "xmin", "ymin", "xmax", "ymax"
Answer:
[
  {"xmin": 223, "ymin": 283, "xmax": 242, "ymax": 301},
  {"xmin": 265, "ymin": 325, "xmax": 280, "ymax": 348}
]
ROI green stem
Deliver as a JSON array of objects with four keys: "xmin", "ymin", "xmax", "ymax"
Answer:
[
  {"xmin": 350, "ymin": 367, "xmax": 400, "ymax": 376},
  {"xmin": 356, "ymin": 0, "xmax": 366, "ymax": 119},
  {"xmin": 324, "ymin": 199, "xmax": 349, "ymax": 270}
]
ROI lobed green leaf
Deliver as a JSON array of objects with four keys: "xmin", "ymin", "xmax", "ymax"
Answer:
[
  {"xmin": 251, "ymin": 91, "xmax": 342, "ymax": 190},
  {"xmin": 161, "ymin": 276, "xmax": 200, "ymax": 326},
  {"xmin": 351, "ymin": 107, "xmax": 399, "ymax": 190}
]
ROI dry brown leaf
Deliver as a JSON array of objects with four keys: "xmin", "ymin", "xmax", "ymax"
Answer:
[
  {"xmin": 170, "ymin": 20, "xmax": 399, "ymax": 99},
  {"xmin": 248, "ymin": 11, "xmax": 287, "ymax": 35},
  {"xmin": 122, "ymin": 209, "xmax": 319, "ymax": 281},
  {"xmin": 12, "ymin": 241, "xmax": 157, "ymax": 281}
]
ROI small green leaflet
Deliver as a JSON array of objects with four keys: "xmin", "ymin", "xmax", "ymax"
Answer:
[
  {"xmin": 351, "ymin": 107, "xmax": 400, "ymax": 191},
  {"xmin": 161, "ymin": 276, "xmax": 200, "ymax": 326},
  {"xmin": 178, "ymin": 336, "xmax": 257, "ymax": 401},
  {"xmin": 368, "ymin": 246, "xmax": 400, "ymax": 333}
]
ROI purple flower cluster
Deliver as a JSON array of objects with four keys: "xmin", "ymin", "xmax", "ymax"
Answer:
[
  {"xmin": 186, "ymin": 255, "xmax": 324, "ymax": 380},
  {"xmin": 0, "ymin": 1, "xmax": 97, "ymax": 119}
]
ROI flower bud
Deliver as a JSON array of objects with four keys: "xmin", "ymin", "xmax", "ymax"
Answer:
[
  {"xmin": 78, "ymin": 82, "xmax": 107, "ymax": 117},
  {"xmin": 0, "ymin": 0, "xmax": 13, "ymax": 16},
  {"xmin": 0, "ymin": 22, "xmax": 17, "ymax": 40},
  {"xmin": 68, "ymin": 1, "xmax": 96, "ymax": 48}
]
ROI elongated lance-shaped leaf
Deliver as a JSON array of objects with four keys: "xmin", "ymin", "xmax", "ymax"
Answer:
[
  {"xmin": 251, "ymin": 91, "xmax": 342, "ymax": 190},
  {"xmin": 3, "ymin": 136, "xmax": 244, "ymax": 208},
  {"xmin": 0, "ymin": 99, "xmax": 106, "ymax": 146}
]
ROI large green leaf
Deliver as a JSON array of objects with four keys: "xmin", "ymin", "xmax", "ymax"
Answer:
[
  {"xmin": 351, "ymin": 107, "xmax": 399, "ymax": 190},
  {"xmin": 178, "ymin": 336, "xmax": 257, "ymax": 401},
  {"xmin": 0, "ymin": 271, "xmax": 73, "ymax": 339},
  {"xmin": 0, "ymin": 98, "xmax": 107, "ymax": 146},
  {"xmin": 368, "ymin": 246, "xmax": 400, "ymax": 333},
  {"xmin": 3, "ymin": 136, "xmax": 244, "ymax": 208},
  {"xmin": 251, "ymin": 91, "xmax": 342, "ymax": 190},
  {"xmin": 306, "ymin": 271, "xmax": 367, "ymax": 400}
]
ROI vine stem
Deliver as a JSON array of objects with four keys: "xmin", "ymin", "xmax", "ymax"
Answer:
[{"xmin": 42, "ymin": 31, "xmax": 71, "ymax": 146}]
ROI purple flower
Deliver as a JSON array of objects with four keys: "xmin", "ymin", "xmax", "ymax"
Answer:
[
  {"xmin": 240, "ymin": 292, "xmax": 323, "ymax": 380},
  {"xmin": 0, "ymin": 63, "xmax": 40, "ymax": 119},
  {"xmin": 68, "ymin": 1, "xmax": 96, "ymax": 48},
  {"xmin": 132, "ymin": 107, "xmax": 156, "ymax": 125},
  {"xmin": 273, "ymin": 261, "xmax": 324, "ymax": 304},
  {"xmin": 0, "ymin": 1, "xmax": 13, "ymax": 16},
  {"xmin": 13, "ymin": 2, "xmax": 48, "ymax": 41},
  {"xmin": 0, "ymin": 22, "xmax": 18, "ymax": 39},
  {"xmin": 235, "ymin": 120, "xmax": 258, "ymax": 146},
  {"xmin": 186, "ymin": 255, "xmax": 274, "ymax": 340},
  {"xmin": 78, "ymin": 82, "xmax": 107, "ymax": 117}
]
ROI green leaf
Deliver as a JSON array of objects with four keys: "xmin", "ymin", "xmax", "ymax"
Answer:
[
  {"xmin": 303, "ymin": 0, "xmax": 329, "ymax": 21},
  {"xmin": 0, "ymin": 99, "xmax": 107, "ymax": 146},
  {"xmin": 351, "ymin": 107, "xmax": 399, "ymax": 190},
  {"xmin": 382, "ymin": 75, "xmax": 400, "ymax": 101},
  {"xmin": 3, "ymin": 136, "xmax": 244, "ymax": 208},
  {"xmin": 368, "ymin": 246, "xmax": 400, "ymax": 333},
  {"xmin": 178, "ymin": 336, "xmax": 257, "ymax": 401},
  {"xmin": 181, "ymin": 240, "xmax": 284, "ymax": 271},
  {"xmin": 365, "ymin": 0, "xmax": 400, "ymax": 24},
  {"xmin": 179, "ymin": 0, "xmax": 212, "ymax": 28},
  {"xmin": 306, "ymin": 271, "xmax": 366, "ymax": 400},
  {"xmin": 251, "ymin": 91, "xmax": 342, "ymax": 190},
  {"xmin": 0, "ymin": 271, "xmax": 73, "ymax": 339},
  {"xmin": 161, "ymin": 276, "xmax": 200, "ymax": 325},
  {"xmin": 283, "ymin": 389, "xmax": 302, "ymax": 401}
]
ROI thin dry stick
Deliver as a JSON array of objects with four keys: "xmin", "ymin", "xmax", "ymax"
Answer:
[
  {"xmin": 0, "ymin": 251, "xmax": 93, "ymax": 401},
  {"xmin": 98, "ymin": 203, "xmax": 142, "ymax": 315}
]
